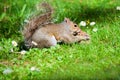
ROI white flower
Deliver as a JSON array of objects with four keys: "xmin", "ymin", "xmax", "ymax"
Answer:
[
  {"xmin": 90, "ymin": 22, "xmax": 96, "ymax": 26},
  {"xmin": 30, "ymin": 66, "xmax": 40, "ymax": 72},
  {"xmin": 10, "ymin": 48, "xmax": 14, "ymax": 52},
  {"xmin": 93, "ymin": 28, "xmax": 98, "ymax": 32},
  {"xmin": 20, "ymin": 50, "xmax": 26, "ymax": 55},
  {"xmin": 3, "ymin": 68, "xmax": 13, "ymax": 75},
  {"xmin": 24, "ymin": 19, "xmax": 29, "ymax": 23},
  {"xmin": 32, "ymin": 41, "xmax": 38, "ymax": 46},
  {"xmin": 116, "ymin": 6, "xmax": 120, "ymax": 10},
  {"xmin": 12, "ymin": 41, "xmax": 18, "ymax": 47},
  {"xmin": 79, "ymin": 21, "xmax": 86, "ymax": 27},
  {"xmin": 30, "ymin": 67, "xmax": 36, "ymax": 71}
]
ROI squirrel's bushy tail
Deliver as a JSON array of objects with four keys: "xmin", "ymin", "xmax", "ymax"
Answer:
[{"xmin": 23, "ymin": 2, "xmax": 53, "ymax": 40}]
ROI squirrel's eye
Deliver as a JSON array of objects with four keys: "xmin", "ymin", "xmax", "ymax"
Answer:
[{"xmin": 74, "ymin": 24, "xmax": 77, "ymax": 27}]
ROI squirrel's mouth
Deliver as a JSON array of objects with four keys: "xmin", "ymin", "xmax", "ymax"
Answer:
[
  {"xmin": 78, "ymin": 39, "xmax": 89, "ymax": 43},
  {"xmin": 78, "ymin": 35, "xmax": 90, "ymax": 43}
]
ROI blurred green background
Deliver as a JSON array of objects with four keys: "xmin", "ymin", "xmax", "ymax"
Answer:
[{"xmin": 0, "ymin": 0, "xmax": 120, "ymax": 79}]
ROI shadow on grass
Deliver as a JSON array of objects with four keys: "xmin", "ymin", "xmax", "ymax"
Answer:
[
  {"xmin": 82, "ymin": 8, "xmax": 116, "ymax": 20},
  {"xmin": 71, "ymin": 5, "xmax": 118, "ymax": 23}
]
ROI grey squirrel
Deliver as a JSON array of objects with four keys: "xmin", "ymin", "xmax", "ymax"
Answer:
[{"xmin": 22, "ymin": 3, "xmax": 90, "ymax": 49}]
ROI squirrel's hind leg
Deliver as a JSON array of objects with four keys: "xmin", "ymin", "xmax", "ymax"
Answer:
[{"xmin": 37, "ymin": 35, "xmax": 57, "ymax": 48}]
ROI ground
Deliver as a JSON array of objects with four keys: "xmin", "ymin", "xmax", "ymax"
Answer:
[{"xmin": 0, "ymin": 0, "xmax": 120, "ymax": 79}]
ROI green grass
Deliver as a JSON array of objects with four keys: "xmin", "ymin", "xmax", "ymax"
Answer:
[{"xmin": 0, "ymin": 0, "xmax": 120, "ymax": 79}]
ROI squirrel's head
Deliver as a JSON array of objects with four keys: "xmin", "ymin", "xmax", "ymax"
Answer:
[
  {"xmin": 76, "ymin": 30, "xmax": 90, "ymax": 42},
  {"xmin": 64, "ymin": 17, "xmax": 90, "ymax": 42},
  {"xmin": 64, "ymin": 18, "xmax": 80, "ymax": 33}
]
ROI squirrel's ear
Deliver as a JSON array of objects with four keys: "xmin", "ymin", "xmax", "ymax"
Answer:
[{"xmin": 64, "ymin": 17, "xmax": 70, "ymax": 23}]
